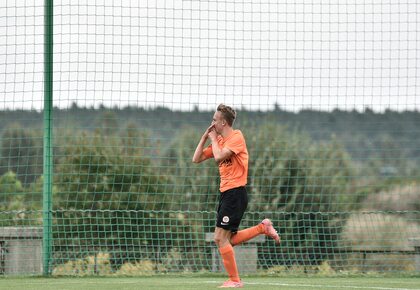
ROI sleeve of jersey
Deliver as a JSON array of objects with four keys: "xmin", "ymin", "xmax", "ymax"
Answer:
[
  {"xmin": 224, "ymin": 132, "xmax": 244, "ymax": 155},
  {"xmin": 202, "ymin": 144, "xmax": 214, "ymax": 158}
]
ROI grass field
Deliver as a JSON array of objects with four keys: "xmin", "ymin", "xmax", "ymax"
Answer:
[{"xmin": 0, "ymin": 276, "xmax": 419, "ymax": 290}]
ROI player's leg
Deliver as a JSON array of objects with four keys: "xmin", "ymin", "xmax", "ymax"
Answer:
[
  {"xmin": 231, "ymin": 218, "xmax": 281, "ymax": 246},
  {"xmin": 214, "ymin": 227, "xmax": 241, "ymax": 285},
  {"xmin": 230, "ymin": 223, "xmax": 265, "ymax": 246},
  {"xmin": 215, "ymin": 187, "xmax": 247, "ymax": 287}
]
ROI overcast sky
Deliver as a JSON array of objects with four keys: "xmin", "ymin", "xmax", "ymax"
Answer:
[{"xmin": 1, "ymin": 0, "xmax": 419, "ymax": 112}]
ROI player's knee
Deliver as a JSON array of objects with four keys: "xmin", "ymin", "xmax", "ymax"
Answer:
[
  {"xmin": 213, "ymin": 236, "xmax": 222, "ymax": 247},
  {"xmin": 214, "ymin": 235, "xmax": 230, "ymax": 248}
]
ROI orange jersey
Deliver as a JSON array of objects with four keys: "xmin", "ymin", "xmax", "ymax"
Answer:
[{"xmin": 203, "ymin": 130, "xmax": 249, "ymax": 192}]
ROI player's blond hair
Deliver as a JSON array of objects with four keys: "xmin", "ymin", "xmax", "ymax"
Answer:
[{"xmin": 217, "ymin": 104, "xmax": 236, "ymax": 126}]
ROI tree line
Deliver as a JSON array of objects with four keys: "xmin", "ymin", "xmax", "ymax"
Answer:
[{"xmin": 0, "ymin": 106, "xmax": 418, "ymax": 271}]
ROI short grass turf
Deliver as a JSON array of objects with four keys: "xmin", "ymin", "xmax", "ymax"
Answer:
[{"xmin": 0, "ymin": 276, "xmax": 419, "ymax": 290}]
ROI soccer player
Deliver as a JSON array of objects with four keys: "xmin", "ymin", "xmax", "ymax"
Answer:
[{"xmin": 192, "ymin": 104, "xmax": 280, "ymax": 288}]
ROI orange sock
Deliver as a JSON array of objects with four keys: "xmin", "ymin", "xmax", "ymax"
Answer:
[
  {"xmin": 231, "ymin": 223, "xmax": 264, "ymax": 246},
  {"xmin": 219, "ymin": 243, "xmax": 240, "ymax": 282}
]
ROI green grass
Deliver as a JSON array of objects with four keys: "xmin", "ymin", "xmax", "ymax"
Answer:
[{"xmin": 0, "ymin": 276, "xmax": 420, "ymax": 290}]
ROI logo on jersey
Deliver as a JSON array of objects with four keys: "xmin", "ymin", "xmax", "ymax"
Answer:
[{"xmin": 219, "ymin": 158, "xmax": 232, "ymax": 167}]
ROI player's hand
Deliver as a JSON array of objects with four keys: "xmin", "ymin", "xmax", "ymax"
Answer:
[
  {"xmin": 202, "ymin": 124, "xmax": 215, "ymax": 140},
  {"xmin": 208, "ymin": 128, "xmax": 217, "ymax": 141}
]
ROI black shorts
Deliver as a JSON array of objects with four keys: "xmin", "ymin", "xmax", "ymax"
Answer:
[{"xmin": 216, "ymin": 186, "xmax": 248, "ymax": 233}]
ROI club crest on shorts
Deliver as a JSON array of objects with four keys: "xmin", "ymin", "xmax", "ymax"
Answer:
[{"xmin": 222, "ymin": 216, "xmax": 230, "ymax": 223}]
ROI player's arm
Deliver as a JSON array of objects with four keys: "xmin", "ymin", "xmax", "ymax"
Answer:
[
  {"xmin": 211, "ymin": 144, "xmax": 234, "ymax": 164},
  {"xmin": 192, "ymin": 125, "xmax": 214, "ymax": 163},
  {"xmin": 208, "ymin": 131, "xmax": 234, "ymax": 163}
]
